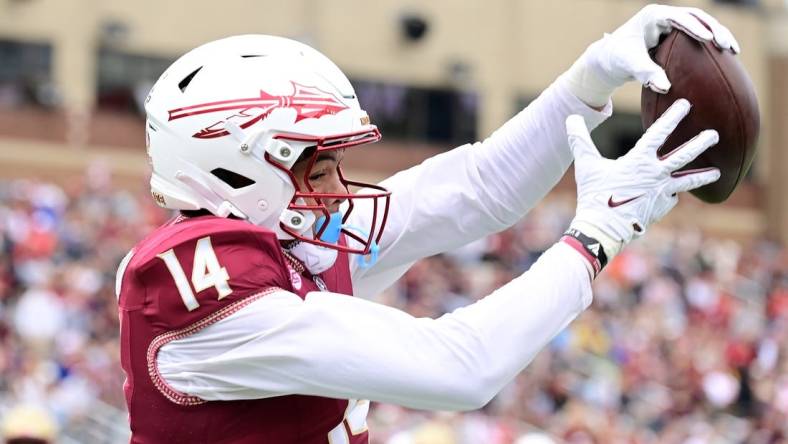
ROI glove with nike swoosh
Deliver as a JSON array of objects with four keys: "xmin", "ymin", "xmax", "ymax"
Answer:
[{"xmin": 562, "ymin": 98, "xmax": 720, "ymax": 278}]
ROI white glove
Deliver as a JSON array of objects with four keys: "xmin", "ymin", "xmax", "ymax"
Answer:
[
  {"xmin": 565, "ymin": 98, "xmax": 720, "ymax": 272},
  {"xmin": 563, "ymin": 4, "xmax": 740, "ymax": 107}
]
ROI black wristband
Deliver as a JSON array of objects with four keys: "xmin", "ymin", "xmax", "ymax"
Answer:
[{"xmin": 561, "ymin": 228, "xmax": 608, "ymax": 277}]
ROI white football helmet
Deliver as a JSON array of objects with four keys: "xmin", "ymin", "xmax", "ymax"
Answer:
[{"xmin": 145, "ymin": 35, "xmax": 390, "ymax": 254}]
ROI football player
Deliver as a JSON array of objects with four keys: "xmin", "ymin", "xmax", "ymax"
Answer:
[{"xmin": 116, "ymin": 5, "xmax": 737, "ymax": 443}]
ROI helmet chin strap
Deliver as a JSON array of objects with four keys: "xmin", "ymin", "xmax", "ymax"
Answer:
[
  {"xmin": 287, "ymin": 212, "xmax": 339, "ymax": 274},
  {"xmin": 288, "ymin": 241, "xmax": 338, "ymax": 275},
  {"xmin": 287, "ymin": 211, "xmax": 380, "ymax": 275}
]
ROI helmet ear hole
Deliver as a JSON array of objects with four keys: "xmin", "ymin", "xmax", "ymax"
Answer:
[{"xmin": 210, "ymin": 168, "xmax": 255, "ymax": 189}]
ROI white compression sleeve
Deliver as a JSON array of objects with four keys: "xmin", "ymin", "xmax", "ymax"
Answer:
[
  {"xmin": 349, "ymin": 79, "xmax": 611, "ymax": 299},
  {"xmin": 157, "ymin": 242, "xmax": 591, "ymax": 411}
]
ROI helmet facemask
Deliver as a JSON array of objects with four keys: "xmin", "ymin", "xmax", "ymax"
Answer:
[{"xmin": 268, "ymin": 128, "xmax": 391, "ymax": 256}]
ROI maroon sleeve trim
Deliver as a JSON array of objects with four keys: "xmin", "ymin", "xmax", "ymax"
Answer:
[{"xmin": 147, "ymin": 287, "xmax": 285, "ymax": 406}]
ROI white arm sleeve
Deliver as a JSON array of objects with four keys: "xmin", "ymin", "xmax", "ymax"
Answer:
[
  {"xmin": 348, "ymin": 79, "xmax": 611, "ymax": 299},
  {"xmin": 158, "ymin": 242, "xmax": 591, "ymax": 411}
]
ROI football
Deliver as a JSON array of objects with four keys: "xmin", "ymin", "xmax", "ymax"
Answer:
[{"xmin": 641, "ymin": 29, "xmax": 760, "ymax": 203}]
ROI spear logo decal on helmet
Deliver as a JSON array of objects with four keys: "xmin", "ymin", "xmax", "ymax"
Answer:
[{"xmin": 167, "ymin": 82, "xmax": 350, "ymax": 139}]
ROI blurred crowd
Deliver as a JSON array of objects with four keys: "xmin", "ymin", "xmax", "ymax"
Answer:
[
  {"xmin": 0, "ymin": 175, "xmax": 166, "ymax": 442},
  {"xmin": 0, "ymin": 176, "xmax": 786, "ymax": 444}
]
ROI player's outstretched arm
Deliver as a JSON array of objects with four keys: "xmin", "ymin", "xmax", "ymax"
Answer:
[
  {"xmin": 157, "ymin": 99, "xmax": 719, "ymax": 411},
  {"xmin": 158, "ymin": 241, "xmax": 591, "ymax": 411},
  {"xmin": 348, "ymin": 78, "xmax": 610, "ymax": 297},
  {"xmin": 349, "ymin": 5, "xmax": 737, "ymax": 298}
]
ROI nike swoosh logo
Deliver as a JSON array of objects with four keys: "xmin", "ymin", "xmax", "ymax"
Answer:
[{"xmin": 608, "ymin": 194, "xmax": 644, "ymax": 208}]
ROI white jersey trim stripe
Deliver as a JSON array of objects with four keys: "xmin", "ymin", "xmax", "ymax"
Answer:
[{"xmin": 115, "ymin": 249, "xmax": 136, "ymax": 300}]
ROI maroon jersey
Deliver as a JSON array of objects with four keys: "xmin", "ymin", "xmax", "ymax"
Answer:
[{"xmin": 117, "ymin": 215, "xmax": 367, "ymax": 444}]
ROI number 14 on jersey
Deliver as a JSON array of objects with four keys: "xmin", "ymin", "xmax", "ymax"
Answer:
[{"xmin": 157, "ymin": 236, "xmax": 233, "ymax": 311}]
